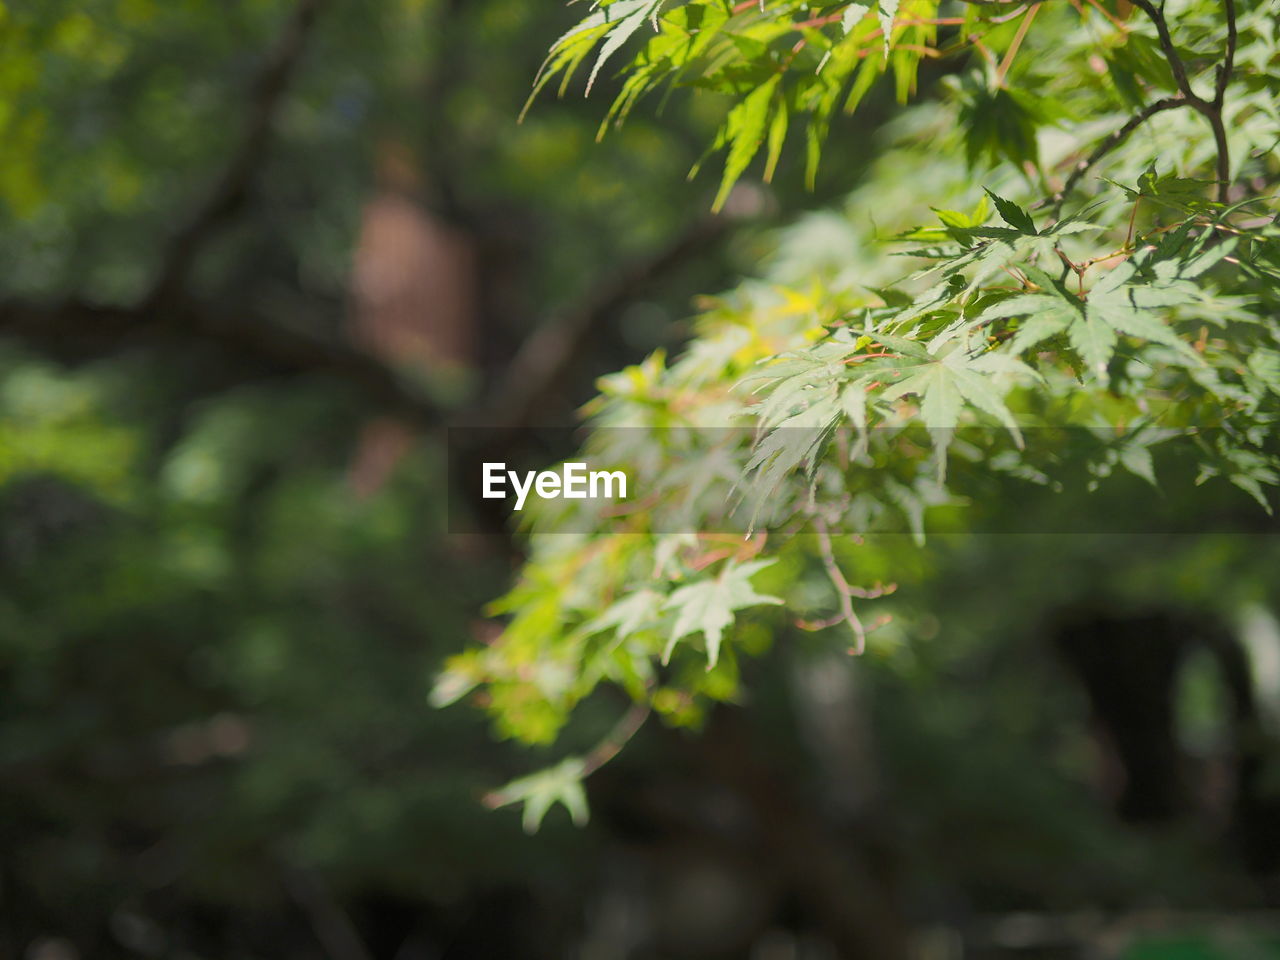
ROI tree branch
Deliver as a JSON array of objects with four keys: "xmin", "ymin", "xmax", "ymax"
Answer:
[
  {"xmin": 1206, "ymin": 0, "xmax": 1237, "ymax": 202},
  {"xmin": 581, "ymin": 700, "xmax": 651, "ymax": 778},
  {"xmin": 1051, "ymin": 0, "xmax": 1240, "ymax": 212},
  {"xmin": 1048, "ymin": 96, "xmax": 1188, "ymax": 213},
  {"xmin": 0, "ymin": 296, "xmax": 443, "ymax": 428},
  {"xmin": 472, "ymin": 215, "xmax": 730, "ymax": 436},
  {"xmin": 1215, "ymin": 0, "xmax": 1237, "ymax": 107},
  {"xmin": 1128, "ymin": 0, "xmax": 1199, "ymax": 103},
  {"xmin": 0, "ymin": 215, "xmax": 734, "ymax": 443},
  {"xmin": 1128, "ymin": 0, "xmax": 1235, "ymax": 203},
  {"xmin": 812, "ymin": 517, "xmax": 868, "ymax": 656},
  {"xmin": 145, "ymin": 0, "xmax": 325, "ymax": 308},
  {"xmin": 1202, "ymin": 107, "xmax": 1231, "ymax": 203}
]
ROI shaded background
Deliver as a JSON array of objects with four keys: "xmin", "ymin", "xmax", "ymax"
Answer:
[{"xmin": 2, "ymin": 1, "xmax": 1280, "ymax": 958}]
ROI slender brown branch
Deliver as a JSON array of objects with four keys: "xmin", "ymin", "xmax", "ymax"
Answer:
[
  {"xmin": 581, "ymin": 700, "xmax": 651, "ymax": 778},
  {"xmin": 1082, "ymin": 0, "xmax": 1131, "ymax": 33},
  {"xmin": 1128, "ymin": 0, "xmax": 1200, "ymax": 103},
  {"xmin": 1205, "ymin": 0, "xmax": 1237, "ymax": 202},
  {"xmin": 797, "ymin": 613, "xmax": 849, "ymax": 631},
  {"xmin": 146, "ymin": 0, "xmax": 325, "ymax": 308},
  {"xmin": 1051, "ymin": 0, "xmax": 1239, "ymax": 210},
  {"xmin": 1127, "ymin": 0, "xmax": 1240, "ymax": 202},
  {"xmin": 812, "ymin": 517, "xmax": 867, "ymax": 656},
  {"xmin": 989, "ymin": 3, "xmax": 1035, "ymax": 23},
  {"xmin": 1214, "ymin": 0, "xmax": 1236, "ymax": 107},
  {"xmin": 1048, "ymin": 96, "xmax": 1187, "ymax": 213},
  {"xmin": 480, "ymin": 700, "xmax": 651, "ymax": 812}
]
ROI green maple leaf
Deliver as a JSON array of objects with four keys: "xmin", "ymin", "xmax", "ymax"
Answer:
[
  {"xmin": 875, "ymin": 343, "xmax": 1024, "ymax": 444},
  {"xmin": 714, "ymin": 75, "xmax": 780, "ymax": 212},
  {"xmin": 487, "ymin": 757, "xmax": 589, "ymax": 834},
  {"xmin": 662, "ymin": 558, "xmax": 782, "ymax": 668},
  {"xmin": 877, "ymin": 0, "xmax": 900, "ymax": 56},
  {"xmin": 1067, "ymin": 311, "xmax": 1118, "ymax": 379},
  {"xmin": 1248, "ymin": 349, "xmax": 1280, "ymax": 396},
  {"xmin": 584, "ymin": 588, "xmax": 666, "ymax": 643},
  {"xmin": 984, "ymin": 189, "xmax": 1038, "ymax": 235},
  {"xmin": 841, "ymin": 2, "xmax": 871, "ymax": 34}
]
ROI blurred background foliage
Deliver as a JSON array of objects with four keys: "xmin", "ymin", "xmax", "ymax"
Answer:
[{"xmin": 2, "ymin": 0, "xmax": 1280, "ymax": 958}]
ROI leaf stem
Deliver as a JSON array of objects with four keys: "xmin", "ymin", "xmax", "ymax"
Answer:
[
  {"xmin": 580, "ymin": 700, "xmax": 652, "ymax": 778},
  {"xmin": 994, "ymin": 2, "xmax": 1040, "ymax": 88}
]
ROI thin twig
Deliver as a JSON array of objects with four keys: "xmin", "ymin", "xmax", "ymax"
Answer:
[
  {"xmin": 1127, "ymin": 0, "xmax": 1235, "ymax": 202},
  {"xmin": 581, "ymin": 700, "xmax": 651, "ymax": 778},
  {"xmin": 995, "ymin": 3, "xmax": 1040, "ymax": 88},
  {"xmin": 1203, "ymin": 109, "xmax": 1232, "ymax": 203},
  {"xmin": 1048, "ymin": 96, "xmax": 1187, "ymax": 213},
  {"xmin": 1050, "ymin": 0, "xmax": 1239, "ymax": 211},
  {"xmin": 481, "ymin": 700, "xmax": 651, "ymax": 810},
  {"xmin": 1082, "ymin": 0, "xmax": 1131, "ymax": 33},
  {"xmin": 1214, "ymin": 0, "xmax": 1237, "ymax": 107},
  {"xmin": 797, "ymin": 613, "xmax": 850, "ymax": 631},
  {"xmin": 1128, "ymin": 0, "xmax": 1198, "ymax": 102},
  {"xmin": 1206, "ymin": 0, "xmax": 1237, "ymax": 202},
  {"xmin": 989, "ymin": 4, "xmax": 1035, "ymax": 24},
  {"xmin": 968, "ymin": 32, "xmax": 1000, "ymax": 71},
  {"xmin": 812, "ymin": 517, "xmax": 867, "ymax": 655}
]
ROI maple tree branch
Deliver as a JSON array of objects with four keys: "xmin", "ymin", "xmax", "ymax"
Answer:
[
  {"xmin": 581, "ymin": 700, "xmax": 652, "ymax": 778},
  {"xmin": 1126, "ymin": 0, "xmax": 1233, "ymax": 202},
  {"xmin": 994, "ymin": 2, "xmax": 1040, "ymax": 88},
  {"xmin": 812, "ymin": 517, "xmax": 867, "ymax": 656},
  {"xmin": 1202, "ymin": 106, "xmax": 1232, "ymax": 203},
  {"xmin": 1048, "ymin": 96, "xmax": 1188, "ymax": 213},
  {"xmin": 1199, "ymin": 0, "xmax": 1239, "ymax": 203},
  {"xmin": 1128, "ymin": 0, "xmax": 1199, "ymax": 103},
  {"xmin": 1215, "ymin": 0, "xmax": 1237, "ymax": 107}
]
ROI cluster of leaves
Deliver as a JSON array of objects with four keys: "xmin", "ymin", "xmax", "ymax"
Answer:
[
  {"xmin": 441, "ymin": 0, "xmax": 1280, "ymax": 830},
  {"xmin": 0, "ymin": 0, "xmax": 746, "ymax": 940},
  {"xmin": 524, "ymin": 0, "xmax": 1246, "ymax": 208},
  {"xmin": 529, "ymin": 0, "xmax": 969, "ymax": 207}
]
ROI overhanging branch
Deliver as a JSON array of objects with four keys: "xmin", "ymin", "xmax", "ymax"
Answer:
[
  {"xmin": 0, "ymin": 296, "xmax": 443, "ymax": 428},
  {"xmin": 1048, "ymin": 96, "xmax": 1188, "ymax": 213},
  {"xmin": 1048, "ymin": 0, "xmax": 1238, "ymax": 211}
]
